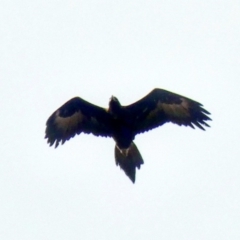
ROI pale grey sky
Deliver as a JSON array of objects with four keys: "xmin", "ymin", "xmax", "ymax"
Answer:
[{"xmin": 1, "ymin": 0, "xmax": 240, "ymax": 239}]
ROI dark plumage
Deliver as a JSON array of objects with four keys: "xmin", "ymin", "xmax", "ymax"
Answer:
[{"xmin": 45, "ymin": 88, "xmax": 211, "ymax": 183}]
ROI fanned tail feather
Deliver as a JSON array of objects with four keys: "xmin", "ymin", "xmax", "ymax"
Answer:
[{"xmin": 115, "ymin": 142, "xmax": 144, "ymax": 183}]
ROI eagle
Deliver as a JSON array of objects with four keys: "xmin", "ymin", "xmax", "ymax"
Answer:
[{"xmin": 45, "ymin": 88, "xmax": 211, "ymax": 183}]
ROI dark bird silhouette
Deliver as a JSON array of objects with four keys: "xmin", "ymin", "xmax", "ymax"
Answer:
[{"xmin": 45, "ymin": 88, "xmax": 211, "ymax": 183}]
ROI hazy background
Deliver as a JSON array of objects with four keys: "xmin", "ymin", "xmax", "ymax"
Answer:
[{"xmin": 1, "ymin": 0, "xmax": 240, "ymax": 239}]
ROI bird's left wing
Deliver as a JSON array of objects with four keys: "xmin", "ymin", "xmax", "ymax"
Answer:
[
  {"xmin": 45, "ymin": 97, "xmax": 112, "ymax": 147},
  {"xmin": 124, "ymin": 88, "xmax": 211, "ymax": 135}
]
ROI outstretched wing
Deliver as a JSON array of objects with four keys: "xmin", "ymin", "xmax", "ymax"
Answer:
[
  {"xmin": 124, "ymin": 88, "xmax": 211, "ymax": 135},
  {"xmin": 45, "ymin": 97, "xmax": 112, "ymax": 147}
]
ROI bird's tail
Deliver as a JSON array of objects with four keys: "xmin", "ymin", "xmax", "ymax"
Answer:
[{"xmin": 114, "ymin": 142, "xmax": 144, "ymax": 183}]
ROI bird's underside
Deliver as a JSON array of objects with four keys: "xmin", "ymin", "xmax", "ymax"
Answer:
[{"xmin": 45, "ymin": 88, "xmax": 211, "ymax": 183}]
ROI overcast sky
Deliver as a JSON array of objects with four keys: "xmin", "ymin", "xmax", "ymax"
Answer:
[{"xmin": 1, "ymin": 0, "xmax": 240, "ymax": 239}]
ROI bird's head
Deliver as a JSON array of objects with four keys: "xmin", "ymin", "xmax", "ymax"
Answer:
[{"xmin": 108, "ymin": 96, "xmax": 121, "ymax": 114}]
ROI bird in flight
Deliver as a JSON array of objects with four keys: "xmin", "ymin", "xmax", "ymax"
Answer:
[{"xmin": 45, "ymin": 88, "xmax": 211, "ymax": 183}]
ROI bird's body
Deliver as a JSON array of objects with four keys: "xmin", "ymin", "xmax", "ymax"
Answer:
[
  {"xmin": 108, "ymin": 97, "xmax": 135, "ymax": 148},
  {"xmin": 45, "ymin": 88, "xmax": 211, "ymax": 183}
]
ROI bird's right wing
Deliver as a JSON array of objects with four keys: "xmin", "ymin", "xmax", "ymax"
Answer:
[
  {"xmin": 45, "ymin": 97, "xmax": 112, "ymax": 147},
  {"xmin": 124, "ymin": 88, "xmax": 211, "ymax": 135}
]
